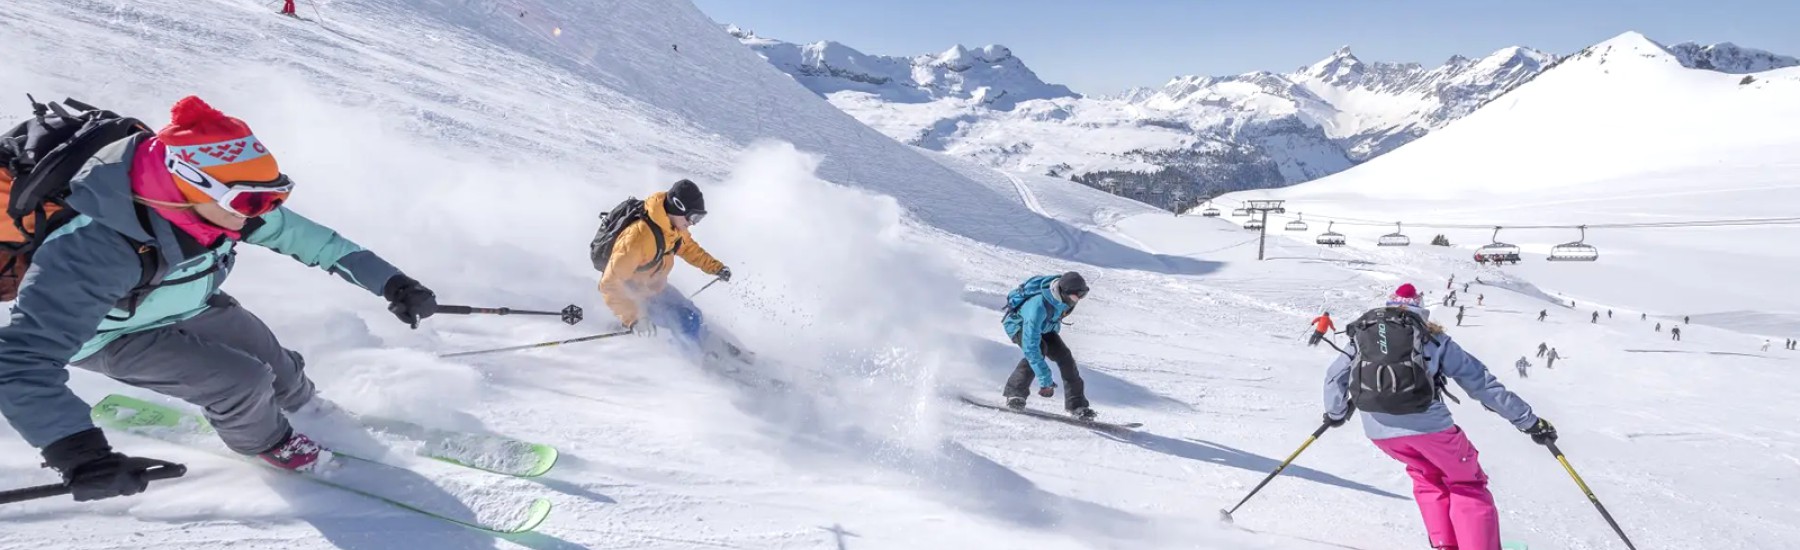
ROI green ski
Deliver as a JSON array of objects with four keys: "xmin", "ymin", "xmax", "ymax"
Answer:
[{"xmin": 92, "ymin": 394, "xmax": 552, "ymax": 534}]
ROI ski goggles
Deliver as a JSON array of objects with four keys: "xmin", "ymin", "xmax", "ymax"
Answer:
[
  {"xmin": 166, "ymin": 157, "xmax": 295, "ymax": 217},
  {"xmin": 685, "ymin": 210, "xmax": 706, "ymax": 225}
]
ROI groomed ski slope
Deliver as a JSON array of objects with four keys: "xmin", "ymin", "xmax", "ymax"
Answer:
[{"xmin": 2, "ymin": 2, "xmax": 1796, "ymax": 550}]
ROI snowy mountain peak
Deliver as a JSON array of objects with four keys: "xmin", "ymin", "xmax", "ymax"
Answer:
[
  {"xmin": 1302, "ymin": 45, "xmax": 1367, "ymax": 84},
  {"xmin": 733, "ymin": 29, "xmax": 1075, "ymax": 109},
  {"xmin": 1667, "ymin": 41, "xmax": 1800, "ymax": 73}
]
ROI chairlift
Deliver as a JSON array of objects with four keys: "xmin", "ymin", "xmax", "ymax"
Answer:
[
  {"xmin": 1285, "ymin": 213, "xmax": 1309, "ymax": 232},
  {"xmin": 1230, "ymin": 208, "xmax": 1249, "ymax": 217},
  {"xmin": 1474, "ymin": 226, "xmax": 1521, "ymax": 264},
  {"xmin": 1316, "ymin": 221, "xmax": 1346, "ymax": 246},
  {"xmin": 1547, "ymin": 226, "xmax": 1599, "ymax": 262},
  {"xmin": 1378, "ymin": 222, "xmax": 1410, "ymax": 247},
  {"xmin": 1243, "ymin": 219, "xmax": 1264, "ymax": 231},
  {"xmin": 1201, "ymin": 201, "xmax": 1221, "ymax": 217}
]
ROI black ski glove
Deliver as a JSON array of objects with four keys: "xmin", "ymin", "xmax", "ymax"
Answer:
[
  {"xmin": 42, "ymin": 428, "xmax": 178, "ymax": 502},
  {"xmin": 1038, "ymin": 384, "xmax": 1056, "ymax": 398},
  {"xmin": 382, "ymin": 274, "xmax": 438, "ymax": 329},
  {"xmin": 1523, "ymin": 418, "xmax": 1558, "ymax": 445},
  {"xmin": 716, "ymin": 266, "xmax": 732, "ymax": 282},
  {"xmin": 1322, "ymin": 413, "xmax": 1349, "ymax": 428}
]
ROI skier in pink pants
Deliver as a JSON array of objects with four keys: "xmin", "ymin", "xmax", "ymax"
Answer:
[{"xmin": 1322, "ymin": 283, "xmax": 1556, "ymax": 549}]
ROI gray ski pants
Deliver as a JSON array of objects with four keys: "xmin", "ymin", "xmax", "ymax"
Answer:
[{"xmin": 72, "ymin": 295, "xmax": 315, "ymax": 454}]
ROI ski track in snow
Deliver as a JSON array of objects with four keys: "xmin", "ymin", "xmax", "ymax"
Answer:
[{"xmin": 0, "ymin": 1, "xmax": 1797, "ymax": 549}]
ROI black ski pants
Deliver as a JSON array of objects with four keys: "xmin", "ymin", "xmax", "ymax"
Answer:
[{"xmin": 1002, "ymin": 332, "xmax": 1089, "ymax": 411}]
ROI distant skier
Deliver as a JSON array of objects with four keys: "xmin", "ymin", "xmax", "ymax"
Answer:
[
  {"xmin": 1463, "ymin": 283, "xmax": 1471, "ymax": 293},
  {"xmin": 1536, "ymin": 342, "xmax": 1548, "ymax": 358},
  {"xmin": 1547, "ymin": 348, "xmax": 1560, "ymax": 369},
  {"xmin": 1322, "ymin": 283, "xmax": 1552, "ymax": 550},
  {"xmin": 1477, "ymin": 294, "xmax": 1484, "ymax": 306},
  {"xmin": 1761, "ymin": 340, "xmax": 1771, "ymax": 352},
  {"xmin": 1641, "ymin": 312, "xmax": 1647, "ymax": 321},
  {"xmin": 1671, "ymin": 326, "xmax": 1681, "ymax": 341},
  {"xmin": 1591, "ymin": 311, "xmax": 1599, "ymax": 324},
  {"xmin": 1308, "ymin": 312, "xmax": 1335, "ymax": 347},
  {"xmin": 1538, "ymin": 310, "xmax": 1547, "ymax": 322},
  {"xmin": 1684, "ymin": 316, "xmax": 1691, "ymax": 324},
  {"xmin": 1656, "ymin": 323, "xmax": 1663, "ymax": 333},
  {"xmin": 1455, "ymin": 306, "xmax": 1465, "ymax": 326},
  {"xmin": 1515, "ymin": 357, "xmax": 1531, "ymax": 378},
  {"xmin": 594, "ymin": 179, "xmax": 732, "ymax": 349},
  {"xmin": 0, "ymin": 96, "xmax": 439, "ymax": 496},
  {"xmin": 1446, "ymin": 276, "xmax": 1454, "ymax": 290},
  {"xmin": 1607, "ymin": 309, "xmax": 1613, "ymax": 319},
  {"xmin": 1001, "ymin": 272, "xmax": 1095, "ymax": 420}
]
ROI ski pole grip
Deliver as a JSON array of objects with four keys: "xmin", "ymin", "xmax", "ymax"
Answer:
[{"xmin": 144, "ymin": 462, "xmax": 188, "ymax": 482}]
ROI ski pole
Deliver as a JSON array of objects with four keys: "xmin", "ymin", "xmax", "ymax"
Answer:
[
  {"xmin": 1547, "ymin": 442, "xmax": 1638, "ymax": 550},
  {"xmin": 689, "ymin": 276, "xmax": 723, "ymax": 299},
  {"xmin": 1219, "ymin": 419, "xmax": 1333, "ymax": 522},
  {"xmin": 436, "ymin": 304, "xmax": 584, "ymax": 325},
  {"xmin": 438, "ymin": 330, "xmax": 631, "ymax": 358},
  {"xmin": 0, "ymin": 463, "xmax": 187, "ymax": 505}
]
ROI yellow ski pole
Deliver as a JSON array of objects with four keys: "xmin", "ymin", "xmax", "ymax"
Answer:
[
  {"xmin": 1548, "ymin": 442, "xmax": 1638, "ymax": 550},
  {"xmin": 1219, "ymin": 420, "xmax": 1332, "ymax": 522}
]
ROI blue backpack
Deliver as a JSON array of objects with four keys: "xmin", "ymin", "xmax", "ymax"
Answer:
[{"xmin": 1002, "ymin": 275, "xmax": 1060, "ymax": 318}]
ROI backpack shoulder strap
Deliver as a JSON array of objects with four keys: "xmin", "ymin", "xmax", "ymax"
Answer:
[{"xmin": 632, "ymin": 211, "xmax": 666, "ymax": 273}]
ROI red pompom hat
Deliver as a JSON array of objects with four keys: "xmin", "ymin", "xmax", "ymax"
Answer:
[{"xmin": 156, "ymin": 96, "xmax": 281, "ymax": 204}]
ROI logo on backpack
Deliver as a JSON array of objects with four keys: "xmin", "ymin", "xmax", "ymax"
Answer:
[
  {"xmin": 0, "ymin": 97, "xmax": 151, "ymax": 300},
  {"xmin": 1347, "ymin": 307, "xmax": 1442, "ymax": 415},
  {"xmin": 589, "ymin": 197, "xmax": 664, "ymax": 273}
]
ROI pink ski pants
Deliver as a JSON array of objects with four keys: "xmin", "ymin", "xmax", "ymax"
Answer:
[{"xmin": 1371, "ymin": 426, "xmax": 1501, "ymax": 550}]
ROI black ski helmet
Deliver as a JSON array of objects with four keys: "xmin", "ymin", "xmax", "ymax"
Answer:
[
  {"xmin": 664, "ymin": 179, "xmax": 706, "ymax": 217},
  {"xmin": 1055, "ymin": 271, "xmax": 1089, "ymax": 302}
]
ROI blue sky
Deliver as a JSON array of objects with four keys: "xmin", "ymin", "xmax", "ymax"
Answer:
[{"xmin": 693, "ymin": 0, "xmax": 1800, "ymax": 95}]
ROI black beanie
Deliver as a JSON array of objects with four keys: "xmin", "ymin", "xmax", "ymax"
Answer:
[
  {"xmin": 665, "ymin": 179, "xmax": 705, "ymax": 216},
  {"xmin": 1056, "ymin": 271, "xmax": 1088, "ymax": 298}
]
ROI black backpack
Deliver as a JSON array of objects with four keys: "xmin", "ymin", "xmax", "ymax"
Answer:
[
  {"xmin": 0, "ymin": 96, "xmax": 154, "ymax": 300},
  {"xmin": 588, "ymin": 197, "xmax": 664, "ymax": 273},
  {"xmin": 1346, "ymin": 307, "xmax": 1447, "ymax": 414}
]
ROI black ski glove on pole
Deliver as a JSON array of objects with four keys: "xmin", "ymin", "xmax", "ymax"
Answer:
[
  {"xmin": 42, "ymin": 428, "xmax": 177, "ymax": 502},
  {"xmin": 1523, "ymin": 418, "xmax": 1558, "ymax": 445},
  {"xmin": 1322, "ymin": 413, "xmax": 1349, "ymax": 428},
  {"xmin": 717, "ymin": 266, "xmax": 733, "ymax": 282},
  {"xmin": 383, "ymin": 274, "xmax": 438, "ymax": 329}
]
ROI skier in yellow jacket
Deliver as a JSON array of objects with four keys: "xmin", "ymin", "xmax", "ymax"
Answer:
[{"xmin": 598, "ymin": 179, "xmax": 730, "ymax": 343}]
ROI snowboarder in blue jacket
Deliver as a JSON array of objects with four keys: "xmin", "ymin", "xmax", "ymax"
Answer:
[{"xmin": 1001, "ymin": 272, "xmax": 1093, "ymax": 419}]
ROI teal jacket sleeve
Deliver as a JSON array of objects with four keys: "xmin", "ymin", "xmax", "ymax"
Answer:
[
  {"xmin": 245, "ymin": 207, "xmax": 402, "ymax": 295},
  {"xmin": 1017, "ymin": 296, "xmax": 1054, "ymax": 387},
  {"xmin": 0, "ymin": 219, "xmax": 142, "ymax": 447}
]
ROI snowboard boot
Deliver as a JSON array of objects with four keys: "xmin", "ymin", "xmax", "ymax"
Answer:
[
  {"xmin": 1005, "ymin": 397, "xmax": 1026, "ymax": 411},
  {"xmin": 258, "ymin": 429, "xmax": 333, "ymax": 473},
  {"xmin": 1069, "ymin": 407, "xmax": 1098, "ymax": 421}
]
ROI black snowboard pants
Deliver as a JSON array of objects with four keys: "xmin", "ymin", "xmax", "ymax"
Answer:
[{"xmin": 1002, "ymin": 332, "xmax": 1089, "ymax": 411}]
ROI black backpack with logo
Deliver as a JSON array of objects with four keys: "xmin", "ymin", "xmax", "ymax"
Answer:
[
  {"xmin": 1346, "ymin": 307, "xmax": 1445, "ymax": 414},
  {"xmin": 588, "ymin": 197, "xmax": 664, "ymax": 273}
]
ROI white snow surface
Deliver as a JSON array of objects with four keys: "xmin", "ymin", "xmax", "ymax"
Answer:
[{"xmin": 1, "ymin": 4, "xmax": 1797, "ymax": 550}]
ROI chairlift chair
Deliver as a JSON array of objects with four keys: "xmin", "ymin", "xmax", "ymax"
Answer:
[
  {"xmin": 1475, "ymin": 226, "xmax": 1522, "ymax": 264},
  {"xmin": 1547, "ymin": 226, "xmax": 1599, "ymax": 262},
  {"xmin": 1201, "ymin": 201, "xmax": 1221, "ymax": 217},
  {"xmin": 1243, "ymin": 219, "xmax": 1264, "ymax": 231},
  {"xmin": 1285, "ymin": 213, "xmax": 1309, "ymax": 232},
  {"xmin": 1230, "ymin": 208, "xmax": 1249, "ymax": 217},
  {"xmin": 1378, "ymin": 222, "xmax": 1410, "ymax": 247},
  {"xmin": 1316, "ymin": 221, "xmax": 1346, "ymax": 246}
]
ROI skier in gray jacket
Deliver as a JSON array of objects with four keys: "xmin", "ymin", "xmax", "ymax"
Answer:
[
  {"xmin": 1321, "ymin": 283, "xmax": 1554, "ymax": 550},
  {"xmin": 0, "ymin": 97, "xmax": 438, "ymax": 501}
]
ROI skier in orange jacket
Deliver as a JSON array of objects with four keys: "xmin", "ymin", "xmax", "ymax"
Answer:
[{"xmin": 1308, "ymin": 312, "xmax": 1335, "ymax": 347}]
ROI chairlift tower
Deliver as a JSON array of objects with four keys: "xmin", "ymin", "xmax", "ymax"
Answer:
[{"xmin": 1244, "ymin": 199, "xmax": 1286, "ymax": 260}]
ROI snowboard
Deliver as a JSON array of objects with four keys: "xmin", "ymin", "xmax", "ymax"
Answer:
[
  {"xmin": 957, "ymin": 394, "xmax": 1142, "ymax": 431},
  {"xmin": 91, "ymin": 394, "xmax": 552, "ymax": 534}
]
